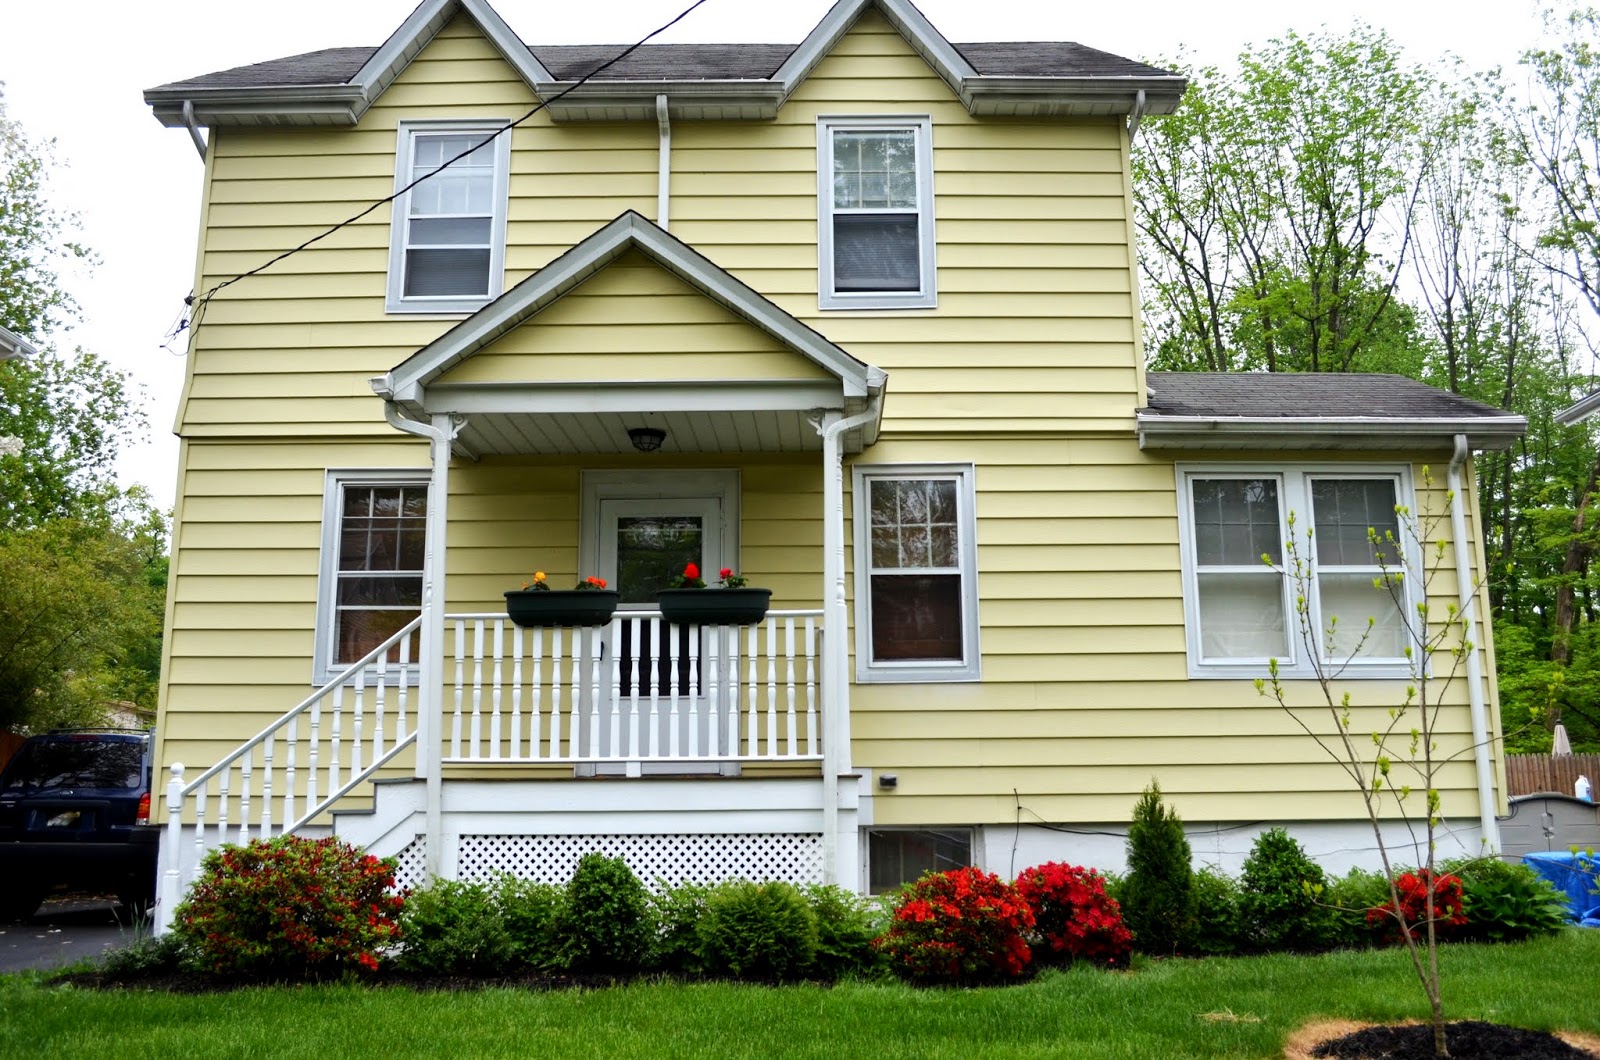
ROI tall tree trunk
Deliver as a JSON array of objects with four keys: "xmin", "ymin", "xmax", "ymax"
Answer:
[{"xmin": 1553, "ymin": 450, "xmax": 1600, "ymax": 666}]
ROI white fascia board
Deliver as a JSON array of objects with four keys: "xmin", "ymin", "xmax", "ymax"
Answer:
[
  {"xmin": 774, "ymin": 0, "xmax": 975, "ymax": 105},
  {"xmin": 422, "ymin": 379, "xmax": 846, "ymax": 415},
  {"xmin": 1136, "ymin": 413, "xmax": 1528, "ymax": 451},
  {"xmin": 351, "ymin": 0, "xmax": 552, "ymax": 111},
  {"xmin": 0, "ymin": 326, "xmax": 38, "ymax": 362},
  {"xmin": 1555, "ymin": 388, "xmax": 1600, "ymax": 425},
  {"xmin": 387, "ymin": 211, "xmax": 879, "ymax": 402},
  {"xmin": 146, "ymin": 84, "xmax": 368, "ymax": 127}
]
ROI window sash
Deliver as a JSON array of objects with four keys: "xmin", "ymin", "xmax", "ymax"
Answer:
[
  {"xmin": 1181, "ymin": 467, "xmax": 1414, "ymax": 676},
  {"xmin": 818, "ymin": 118, "xmax": 934, "ymax": 308},
  {"xmin": 388, "ymin": 123, "xmax": 507, "ymax": 313},
  {"xmin": 318, "ymin": 476, "xmax": 429, "ymax": 680}
]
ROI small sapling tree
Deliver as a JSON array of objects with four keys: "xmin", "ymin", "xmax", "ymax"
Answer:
[{"xmin": 1256, "ymin": 468, "xmax": 1489, "ymax": 1058}]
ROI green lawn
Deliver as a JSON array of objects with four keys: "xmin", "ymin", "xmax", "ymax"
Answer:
[{"xmin": 3, "ymin": 931, "xmax": 1596, "ymax": 1059}]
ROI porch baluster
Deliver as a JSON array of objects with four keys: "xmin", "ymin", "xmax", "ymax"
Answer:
[
  {"xmin": 805, "ymin": 619, "xmax": 818, "ymax": 755},
  {"xmin": 305, "ymin": 696, "xmax": 321, "ymax": 826},
  {"xmin": 784, "ymin": 620, "xmax": 798, "ymax": 757},
  {"xmin": 532, "ymin": 629, "xmax": 546, "ymax": 760},
  {"xmin": 192, "ymin": 785, "xmax": 208, "ymax": 872},
  {"xmin": 609, "ymin": 618, "xmax": 625, "ymax": 759},
  {"xmin": 684, "ymin": 625, "xmax": 698, "ymax": 758},
  {"xmin": 510, "ymin": 625, "xmax": 525, "ymax": 759},
  {"xmin": 586, "ymin": 626, "xmax": 601, "ymax": 759},
  {"xmin": 570, "ymin": 627, "xmax": 585, "ymax": 758},
  {"xmin": 327, "ymin": 684, "xmax": 343, "ymax": 808},
  {"xmin": 282, "ymin": 714, "xmax": 298, "ymax": 828},
  {"xmin": 723, "ymin": 627, "xmax": 740, "ymax": 759},
  {"xmin": 350, "ymin": 666, "xmax": 366, "ymax": 779},
  {"xmin": 755, "ymin": 622, "xmax": 769, "ymax": 757},
  {"xmin": 469, "ymin": 619, "xmax": 486, "ymax": 759},
  {"xmin": 490, "ymin": 620, "xmax": 505, "ymax": 760},
  {"xmin": 450, "ymin": 619, "xmax": 465, "ymax": 758},
  {"xmin": 394, "ymin": 631, "xmax": 411, "ymax": 756},
  {"xmin": 647, "ymin": 618, "xmax": 662, "ymax": 758},
  {"xmin": 237, "ymin": 751, "xmax": 253, "ymax": 843},
  {"xmin": 216, "ymin": 769, "xmax": 232, "ymax": 847},
  {"xmin": 259, "ymin": 730, "xmax": 275, "ymax": 838},
  {"xmin": 549, "ymin": 627, "xmax": 564, "ymax": 760},
  {"xmin": 371, "ymin": 653, "xmax": 387, "ymax": 777}
]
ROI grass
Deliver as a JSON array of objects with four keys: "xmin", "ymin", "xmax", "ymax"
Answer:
[{"xmin": 1, "ymin": 931, "xmax": 1596, "ymax": 1059}]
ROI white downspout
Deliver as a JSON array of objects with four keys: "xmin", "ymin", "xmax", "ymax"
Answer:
[
  {"xmin": 656, "ymin": 94, "xmax": 671, "ymax": 231},
  {"xmin": 181, "ymin": 101, "xmax": 207, "ymax": 161},
  {"xmin": 382, "ymin": 404, "xmax": 463, "ymax": 881},
  {"xmin": 1448, "ymin": 434, "xmax": 1500, "ymax": 852},
  {"xmin": 816, "ymin": 399, "xmax": 880, "ymax": 887}
]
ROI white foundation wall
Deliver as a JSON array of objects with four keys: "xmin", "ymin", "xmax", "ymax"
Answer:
[{"xmin": 969, "ymin": 819, "xmax": 1492, "ymax": 881}]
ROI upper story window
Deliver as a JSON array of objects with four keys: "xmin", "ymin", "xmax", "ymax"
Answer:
[
  {"xmin": 386, "ymin": 121, "xmax": 510, "ymax": 314},
  {"xmin": 1176, "ymin": 464, "xmax": 1416, "ymax": 680},
  {"xmin": 817, "ymin": 117, "xmax": 936, "ymax": 310},
  {"xmin": 853, "ymin": 464, "xmax": 980, "ymax": 682},
  {"xmin": 315, "ymin": 471, "xmax": 428, "ymax": 683}
]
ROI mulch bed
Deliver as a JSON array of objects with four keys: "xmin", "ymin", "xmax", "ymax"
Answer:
[{"xmin": 1297, "ymin": 1020, "xmax": 1600, "ymax": 1060}]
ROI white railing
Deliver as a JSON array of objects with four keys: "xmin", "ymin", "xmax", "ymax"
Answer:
[
  {"xmin": 443, "ymin": 609, "xmax": 822, "ymax": 768},
  {"xmin": 157, "ymin": 618, "xmax": 423, "ymax": 932}
]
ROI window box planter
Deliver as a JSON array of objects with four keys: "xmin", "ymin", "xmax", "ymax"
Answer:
[
  {"xmin": 656, "ymin": 588, "xmax": 772, "ymax": 626},
  {"xmin": 503, "ymin": 589, "xmax": 620, "ymax": 628}
]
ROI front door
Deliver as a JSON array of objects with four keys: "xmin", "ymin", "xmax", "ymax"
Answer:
[{"xmin": 581, "ymin": 472, "xmax": 740, "ymax": 770}]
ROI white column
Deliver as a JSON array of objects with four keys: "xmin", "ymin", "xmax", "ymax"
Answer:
[{"xmin": 421, "ymin": 414, "xmax": 456, "ymax": 879}]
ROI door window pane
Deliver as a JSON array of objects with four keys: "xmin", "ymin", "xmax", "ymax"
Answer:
[{"xmin": 615, "ymin": 516, "xmax": 703, "ymax": 604}]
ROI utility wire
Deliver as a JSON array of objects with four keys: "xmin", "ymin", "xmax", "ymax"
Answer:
[{"xmin": 176, "ymin": 0, "xmax": 712, "ymax": 348}]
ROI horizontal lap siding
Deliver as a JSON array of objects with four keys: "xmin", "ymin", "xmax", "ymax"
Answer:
[{"xmin": 847, "ymin": 442, "xmax": 1498, "ymax": 825}]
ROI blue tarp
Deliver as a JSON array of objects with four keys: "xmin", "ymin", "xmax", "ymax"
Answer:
[{"xmin": 1523, "ymin": 851, "xmax": 1600, "ymax": 927}]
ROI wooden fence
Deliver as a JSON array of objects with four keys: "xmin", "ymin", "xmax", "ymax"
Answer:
[{"xmin": 1505, "ymin": 753, "xmax": 1600, "ymax": 798}]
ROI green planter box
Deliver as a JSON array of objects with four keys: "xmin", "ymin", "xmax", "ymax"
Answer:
[
  {"xmin": 656, "ymin": 588, "xmax": 772, "ymax": 626},
  {"xmin": 503, "ymin": 589, "xmax": 620, "ymax": 627}
]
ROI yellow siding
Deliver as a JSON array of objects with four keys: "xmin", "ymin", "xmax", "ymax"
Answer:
[{"xmin": 156, "ymin": 10, "xmax": 1507, "ymax": 835}]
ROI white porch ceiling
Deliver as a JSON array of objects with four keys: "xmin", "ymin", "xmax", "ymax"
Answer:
[{"xmin": 461, "ymin": 409, "xmax": 828, "ymax": 454}]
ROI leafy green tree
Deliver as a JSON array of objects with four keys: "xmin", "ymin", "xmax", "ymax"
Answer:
[
  {"xmin": 0, "ymin": 516, "xmax": 164, "ymax": 729},
  {"xmin": 0, "ymin": 87, "xmax": 91, "ymax": 339}
]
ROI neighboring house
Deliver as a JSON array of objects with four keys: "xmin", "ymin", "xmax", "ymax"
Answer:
[
  {"xmin": 142, "ymin": 0, "xmax": 1525, "ymax": 926},
  {"xmin": 0, "ymin": 326, "xmax": 37, "ymax": 362},
  {"xmin": 1557, "ymin": 389, "xmax": 1600, "ymax": 425}
]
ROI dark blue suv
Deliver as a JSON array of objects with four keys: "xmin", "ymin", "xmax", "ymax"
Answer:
[{"xmin": 0, "ymin": 729, "xmax": 158, "ymax": 920}]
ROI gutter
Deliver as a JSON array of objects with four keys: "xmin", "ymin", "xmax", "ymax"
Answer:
[
  {"xmin": 1126, "ymin": 89, "xmax": 1147, "ymax": 140},
  {"xmin": 0, "ymin": 325, "xmax": 38, "ymax": 362},
  {"xmin": 1136, "ymin": 413, "xmax": 1528, "ymax": 451},
  {"xmin": 1448, "ymin": 434, "xmax": 1501, "ymax": 853}
]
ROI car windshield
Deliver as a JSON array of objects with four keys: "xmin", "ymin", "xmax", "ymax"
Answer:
[{"xmin": 0, "ymin": 739, "xmax": 144, "ymax": 791}]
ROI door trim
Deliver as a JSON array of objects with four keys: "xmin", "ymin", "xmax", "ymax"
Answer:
[{"xmin": 579, "ymin": 469, "xmax": 741, "ymax": 585}]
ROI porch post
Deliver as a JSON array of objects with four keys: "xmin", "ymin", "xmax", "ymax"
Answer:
[{"xmin": 421, "ymin": 414, "xmax": 456, "ymax": 880}]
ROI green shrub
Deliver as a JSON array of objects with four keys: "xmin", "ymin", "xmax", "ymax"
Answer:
[
  {"xmin": 874, "ymin": 866, "xmax": 1035, "ymax": 985},
  {"xmin": 395, "ymin": 878, "xmax": 510, "ymax": 975},
  {"xmin": 804, "ymin": 884, "xmax": 886, "ymax": 981},
  {"xmin": 1323, "ymin": 867, "xmax": 1393, "ymax": 948},
  {"xmin": 1013, "ymin": 862, "xmax": 1132, "ymax": 969},
  {"xmin": 648, "ymin": 880, "xmax": 713, "ymax": 974},
  {"xmin": 173, "ymin": 835, "xmax": 402, "ymax": 979},
  {"xmin": 100, "ymin": 932, "xmax": 187, "ymax": 977},
  {"xmin": 495, "ymin": 874, "xmax": 564, "ymax": 970},
  {"xmin": 1121, "ymin": 780, "xmax": 1195, "ymax": 955},
  {"xmin": 555, "ymin": 853, "xmax": 653, "ymax": 974},
  {"xmin": 697, "ymin": 880, "xmax": 818, "ymax": 981},
  {"xmin": 1186, "ymin": 865, "xmax": 1240, "ymax": 956},
  {"xmin": 1440, "ymin": 856, "xmax": 1570, "ymax": 942},
  {"xmin": 1237, "ymin": 828, "xmax": 1335, "ymax": 952}
]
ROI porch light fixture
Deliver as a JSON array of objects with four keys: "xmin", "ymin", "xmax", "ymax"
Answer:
[{"xmin": 627, "ymin": 426, "xmax": 667, "ymax": 453}]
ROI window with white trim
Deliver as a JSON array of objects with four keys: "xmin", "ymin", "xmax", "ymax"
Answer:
[
  {"xmin": 853, "ymin": 465, "xmax": 979, "ymax": 682},
  {"xmin": 315, "ymin": 472, "xmax": 428, "ymax": 682},
  {"xmin": 386, "ymin": 121, "xmax": 510, "ymax": 314},
  {"xmin": 818, "ymin": 117, "xmax": 936, "ymax": 309},
  {"xmin": 1177, "ymin": 465, "xmax": 1415, "ymax": 678}
]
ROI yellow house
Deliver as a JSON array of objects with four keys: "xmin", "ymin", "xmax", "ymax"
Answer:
[{"xmin": 142, "ymin": 0, "xmax": 1525, "ymax": 925}]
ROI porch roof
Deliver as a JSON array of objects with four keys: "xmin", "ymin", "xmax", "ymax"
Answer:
[{"xmin": 372, "ymin": 211, "xmax": 886, "ymax": 457}]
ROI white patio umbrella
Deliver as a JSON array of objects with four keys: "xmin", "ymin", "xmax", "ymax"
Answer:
[{"xmin": 1553, "ymin": 722, "xmax": 1573, "ymax": 756}]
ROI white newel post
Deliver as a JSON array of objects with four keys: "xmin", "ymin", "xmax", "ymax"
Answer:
[{"xmin": 155, "ymin": 763, "xmax": 185, "ymax": 935}]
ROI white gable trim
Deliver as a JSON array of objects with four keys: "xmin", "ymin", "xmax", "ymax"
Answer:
[
  {"xmin": 375, "ymin": 211, "xmax": 885, "ymax": 410},
  {"xmin": 352, "ymin": 0, "xmax": 553, "ymax": 114},
  {"xmin": 773, "ymin": 0, "xmax": 974, "ymax": 105}
]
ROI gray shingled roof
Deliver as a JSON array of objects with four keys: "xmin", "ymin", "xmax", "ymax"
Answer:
[
  {"xmin": 1145, "ymin": 372, "xmax": 1512, "ymax": 421},
  {"xmin": 152, "ymin": 40, "xmax": 1175, "ymax": 92}
]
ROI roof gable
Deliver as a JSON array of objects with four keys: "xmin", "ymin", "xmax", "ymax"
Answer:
[
  {"xmin": 376, "ymin": 211, "xmax": 883, "ymax": 410},
  {"xmin": 352, "ymin": 0, "xmax": 553, "ymax": 111},
  {"xmin": 773, "ymin": 0, "xmax": 975, "ymax": 105}
]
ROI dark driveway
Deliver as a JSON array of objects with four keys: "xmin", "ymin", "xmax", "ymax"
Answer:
[{"xmin": 0, "ymin": 898, "xmax": 140, "ymax": 973}]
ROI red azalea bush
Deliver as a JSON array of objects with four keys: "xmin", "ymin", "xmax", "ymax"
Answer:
[
  {"xmin": 173, "ymin": 834, "xmax": 404, "ymax": 979},
  {"xmin": 1366, "ymin": 869, "xmax": 1467, "ymax": 944},
  {"xmin": 875, "ymin": 866, "xmax": 1034, "ymax": 985},
  {"xmin": 1014, "ymin": 862, "xmax": 1133, "ymax": 969}
]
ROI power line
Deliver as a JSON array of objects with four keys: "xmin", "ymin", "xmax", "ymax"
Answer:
[{"xmin": 175, "ymin": 0, "xmax": 711, "ymax": 348}]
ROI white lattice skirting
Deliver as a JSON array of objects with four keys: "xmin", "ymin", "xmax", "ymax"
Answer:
[{"xmin": 450, "ymin": 832, "xmax": 824, "ymax": 888}]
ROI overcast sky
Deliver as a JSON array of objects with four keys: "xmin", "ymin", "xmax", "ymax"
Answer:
[{"xmin": 2, "ymin": 0, "xmax": 1550, "ymax": 512}]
